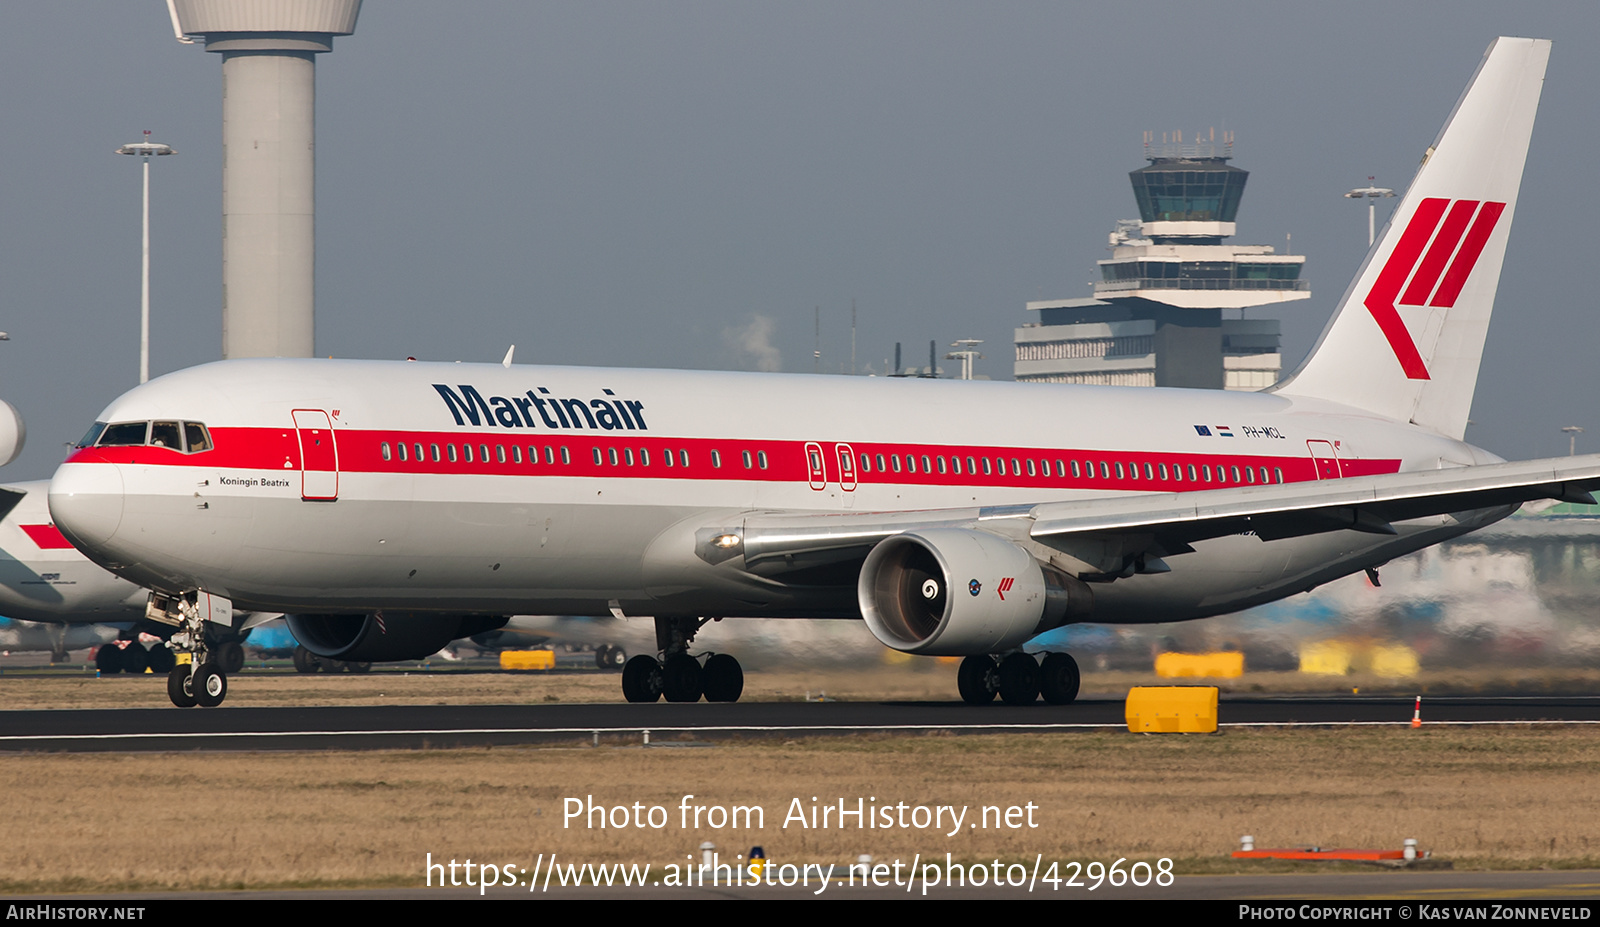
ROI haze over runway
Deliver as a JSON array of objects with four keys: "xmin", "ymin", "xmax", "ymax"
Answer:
[{"xmin": 1, "ymin": 2, "xmax": 1596, "ymax": 480}]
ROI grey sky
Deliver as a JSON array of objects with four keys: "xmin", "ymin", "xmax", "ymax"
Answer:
[{"xmin": 1, "ymin": 2, "xmax": 1596, "ymax": 480}]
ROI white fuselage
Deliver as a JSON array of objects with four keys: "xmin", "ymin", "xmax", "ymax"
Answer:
[{"xmin": 46, "ymin": 358, "xmax": 1509, "ymax": 626}]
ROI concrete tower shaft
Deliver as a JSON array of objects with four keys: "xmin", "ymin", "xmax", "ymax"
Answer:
[{"xmin": 167, "ymin": 0, "xmax": 362, "ymax": 359}]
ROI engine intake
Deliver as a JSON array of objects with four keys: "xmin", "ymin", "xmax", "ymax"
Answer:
[
  {"xmin": 287, "ymin": 612, "xmax": 507, "ymax": 662},
  {"xmin": 858, "ymin": 529, "xmax": 1088, "ymax": 655}
]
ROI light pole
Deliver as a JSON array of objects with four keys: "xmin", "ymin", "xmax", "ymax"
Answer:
[
  {"xmin": 1561, "ymin": 426, "xmax": 1584, "ymax": 457},
  {"xmin": 944, "ymin": 339, "xmax": 984, "ymax": 380},
  {"xmin": 115, "ymin": 131, "xmax": 176, "ymax": 384},
  {"xmin": 1344, "ymin": 177, "xmax": 1395, "ymax": 247}
]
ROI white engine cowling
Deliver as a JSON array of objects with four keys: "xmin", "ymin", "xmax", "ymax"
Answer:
[
  {"xmin": 0, "ymin": 401, "xmax": 24, "ymax": 467},
  {"xmin": 858, "ymin": 528, "xmax": 1085, "ymax": 656}
]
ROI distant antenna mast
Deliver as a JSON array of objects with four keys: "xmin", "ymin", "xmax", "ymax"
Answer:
[
  {"xmin": 850, "ymin": 300, "xmax": 857, "ymax": 375},
  {"xmin": 814, "ymin": 306, "xmax": 820, "ymax": 373}
]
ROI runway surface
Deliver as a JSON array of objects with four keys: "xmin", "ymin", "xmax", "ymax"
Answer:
[{"xmin": 2, "ymin": 696, "xmax": 1598, "ymax": 752}]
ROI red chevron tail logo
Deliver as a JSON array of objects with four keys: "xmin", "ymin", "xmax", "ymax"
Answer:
[
  {"xmin": 1365, "ymin": 197, "xmax": 1505, "ymax": 380},
  {"xmin": 996, "ymin": 577, "xmax": 1015, "ymax": 600}
]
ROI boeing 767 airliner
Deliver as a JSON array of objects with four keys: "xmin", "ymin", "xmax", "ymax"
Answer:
[{"xmin": 48, "ymin": 37, "xmax": 1600, "ymax": 708}]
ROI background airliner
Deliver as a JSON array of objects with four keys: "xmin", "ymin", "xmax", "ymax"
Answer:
[
  {"xmin": 0, "ymin": 480, "xmax": 262, "ymax": 674},
  {"xmin": 48, "ymin": 37, "xmax": 1600, "ymax": 709}
]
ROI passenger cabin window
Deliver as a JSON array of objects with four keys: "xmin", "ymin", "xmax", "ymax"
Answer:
[
  {"xmin": 678, "ymin": 449, "xmax": 689, "ymax": 467},
  {"xmin": 381, "ymin": 442, "xmax": 393, "ymax": 461}
]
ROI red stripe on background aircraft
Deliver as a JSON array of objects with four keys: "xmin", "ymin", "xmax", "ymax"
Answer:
[{"xmin": 48, "ymin": 37, "xmax": 1600, "ymax": 708}]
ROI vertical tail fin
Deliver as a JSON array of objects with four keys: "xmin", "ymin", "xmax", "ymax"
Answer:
[{"xmin": 1274, "ymin": 37, "xmax": 1549, "ymax": 440}]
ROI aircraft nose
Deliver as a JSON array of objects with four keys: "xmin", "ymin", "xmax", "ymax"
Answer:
[{"xmin": 48, "ymin": 462, "xmax": 124, "ymax": 552}]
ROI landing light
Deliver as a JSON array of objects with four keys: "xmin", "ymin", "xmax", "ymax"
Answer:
[{"xmin": 712, "ymin": 534, "xmax": 742, "ymax": 549}]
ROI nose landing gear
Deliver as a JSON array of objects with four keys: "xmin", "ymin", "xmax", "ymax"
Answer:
[{"xmin": 153, "ymin": 593, "xmax": 230, "ymax": 708}]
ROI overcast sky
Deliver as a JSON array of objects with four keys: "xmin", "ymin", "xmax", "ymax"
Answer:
[{"xmin": 0, "ymin": 2, "xmax": 1596, "ymax": 479}]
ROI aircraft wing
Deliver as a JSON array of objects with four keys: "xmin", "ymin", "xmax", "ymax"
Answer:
[{"xmin": 737, "ymin": 454, "xmax": 1600, "ymax": 574}]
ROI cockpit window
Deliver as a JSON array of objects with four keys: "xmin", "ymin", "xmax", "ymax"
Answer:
[
  {"xmin": 98, "ymin": 422, "xmax": 149, "ymax": 446},
  {"xmin": 150, "ymin": 421, "xmax": 182, "ymax": 450},
  {"xmin": 76, "ymin": 422, "xmax": 107, "ymax": 449},
  {"xmin": 90, "ymin": 420, "xmax": 214, "ymax": 453},
  {"xmin": 184, "ymin": 423, "xmax": 212, "ymax": 453}
]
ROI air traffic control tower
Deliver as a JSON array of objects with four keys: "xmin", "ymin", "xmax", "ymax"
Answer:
[
  {"xmin": 167, "ymin": 0, "xmax": 363, "ymax": 359},
  {"xmin": 1015, "ymin": 134, "xmax": 1308, "ymax": 389}
]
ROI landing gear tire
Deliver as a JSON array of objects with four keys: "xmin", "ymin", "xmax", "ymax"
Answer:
[
  {"xmin": 95, "ymin": 645, "xmax": 123, "ymax": 675},
  {"xmin": 167, "ymin": 665, "xmax": 198, "ymax": 708},
  {"xmin": 1040, "ymin": 652, "xmax": 1081, "ymax": 705},
  {"xmin": 216, "ymin": 641, "xmax": 245, "ymax": 675},
  {"xmin": 317, "ymin": 656, "xmax": 345, "ymax": 674},
  {"xmin": 194, "ymin": 664, "xmax": 227, "ymax": 708},
  {"xmin": 997, "ymin": 653, "xmax": 1041, "ymax": 706},
  {"xmin": 702, "ymin": 654, "xmax": 744, "ymax": 703},
  {"xmin": 957, "ymin": 654, "xmax": 997, "ymax": 705},
  {"xmin": 662, "ymin": 654, "xmax": 704, "ymax": 703},
  {"xmin": 147, "ymin": 645, "xmax": 176, "ymax": 674},
  {"xmin": 347, "ymin": 661, "xmax": 372, "ymax": 674},
  {"xmin": 622, "ymin": 655, "xmax": 663, "ymax": 703},
  {"xmin": 122, "ymin": 643, "xmax": 150, "ymax": 675},
  {"xmin": 596, "ymin": 645, "xmax": 628, "ymax": 671},
  {"xmin": 292, "ymin": 646, "xmax": 319, "ymax": 674}
]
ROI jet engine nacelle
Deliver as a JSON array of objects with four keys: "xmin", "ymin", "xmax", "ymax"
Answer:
[
  {"xmin": 858, "ymin": 528, "xmax": 1087, "ymax": 656},
  {"xmin": 287, "ymin": 612, "xmax": 508, "ymax": 662},
  {"xmin": 0, "ymin": 401, "xmax": 25, "ymax": 467}
]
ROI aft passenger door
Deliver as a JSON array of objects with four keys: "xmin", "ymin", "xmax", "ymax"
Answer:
[
  {"xmin": 1307, "ymin": 440, "xmax": 1342, "ymax": 480},
  {"xmin": 292, "ymin": 410, "xmax": 340, "ymax": 501}
]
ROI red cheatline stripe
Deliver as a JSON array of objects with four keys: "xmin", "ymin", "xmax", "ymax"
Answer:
[
  {"xmin": 1430, "ymin": 201, "xmax": 1504, "ymax": 308},
  {"xmin": 1365, "ymin": 197, "xmax": 1447, "ymax": 380},
  {"xmin": 63, "ymin": 428, "xmax": 1403, "ymax": 492},
  {"xmin": 1400, "ymin": 199, "xmax": 1477, "ymax": 307},
  {"xmin": 19, "ymin": 524, "xmax": 74, "ymax": 549}
]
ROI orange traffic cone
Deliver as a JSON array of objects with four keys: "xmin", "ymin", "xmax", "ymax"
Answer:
[{"xmin": 1410, "ymin": 696, "xmax": 1422, "ymax": 729}]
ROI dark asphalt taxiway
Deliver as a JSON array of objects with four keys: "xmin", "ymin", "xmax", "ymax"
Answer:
[{"xmin": 2, "ymin": 696, "xmax": 1597, "ymax": 752}]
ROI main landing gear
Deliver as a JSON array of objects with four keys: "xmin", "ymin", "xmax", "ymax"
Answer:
[
  {"xmin": 620, "ymin": 617, "xmax": 744, "ymax": 704},
  {"xmin": 958, "ymin": 652, "xmax": 1080, "ymax": 706}
]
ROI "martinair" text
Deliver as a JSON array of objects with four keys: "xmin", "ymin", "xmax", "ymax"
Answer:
[{"xmin": 433, "ymin": 384, "xmax": 649, "ymax": 432}]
